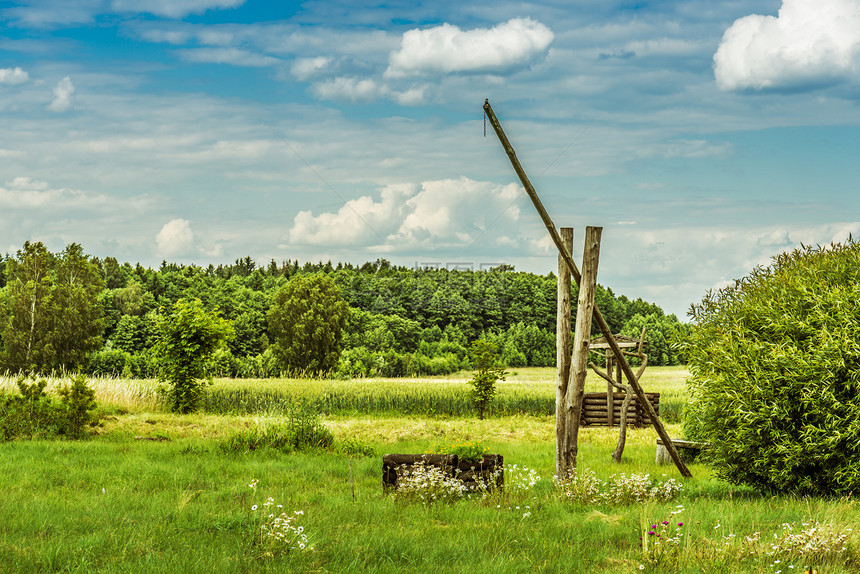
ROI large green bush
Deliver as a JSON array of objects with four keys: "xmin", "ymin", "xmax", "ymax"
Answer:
[{"xmin": 682, "ymin": 240, "xmax": 860, "ymax": 495}]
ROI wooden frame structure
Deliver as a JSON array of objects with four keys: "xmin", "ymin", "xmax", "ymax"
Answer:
[
  {"xmin": 589, "ymin": 334, "xmax": 641, "ymax": 427},
  {"xmin": 483, "ymin": 99, "xmax": 691, "ymax": 478}
]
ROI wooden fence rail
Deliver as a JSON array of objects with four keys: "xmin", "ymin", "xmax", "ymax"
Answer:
[{"xmin": 580, "ymin": 392, "xmax": 659, "ymax": 427}]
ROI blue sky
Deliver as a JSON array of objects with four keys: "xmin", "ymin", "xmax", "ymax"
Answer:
[{"xmin": 2, "ymin": 0, "xmax": 860, "ymax": 319}]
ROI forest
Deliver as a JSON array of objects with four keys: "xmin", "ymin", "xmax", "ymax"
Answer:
[{"xmin": 0, "ymin": 242, "xmax": 688, "ymax": 378}]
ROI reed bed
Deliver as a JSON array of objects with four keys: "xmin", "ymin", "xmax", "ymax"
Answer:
[{"xmin": 1, "ymin": 366, "xmax": 689, "ymax": 420}]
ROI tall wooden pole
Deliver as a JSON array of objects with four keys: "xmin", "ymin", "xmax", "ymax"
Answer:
[
  {"xmin": 483, "ymin": 99, "xmax": 691, "ymax": 478},
  {"xmin": 567, "ymin": 226, "xmax": 602, "ymax": 475},
  {"xmin": 555, "ymin": 227, "xmax": 573, "ymax": 478}
]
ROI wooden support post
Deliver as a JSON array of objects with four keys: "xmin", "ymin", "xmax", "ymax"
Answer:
[
  {"xmin": 567, "ymin": 226, "xmax": 602, "ymax": 475},
  {"xmin": 555, "ymin": 227, "xmax": 573, "ymax": 479},
  {"xmin": 483, "ymin": 99, "xmax": 692, "ymax": 478},
  {"xmin": 606, "ymin": 350, "xmax": 614, "ymax": 426}
]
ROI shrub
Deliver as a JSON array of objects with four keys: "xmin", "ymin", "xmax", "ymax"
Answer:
[
  {"xmin": 58, "ymin": 373, "xmax": 97, "ymax": 438},
  {"xmin": 0, "ymin": 375, "xmax": 58, "ymax": 440},
  {"xmin": 222, "ymin": 402, "xmax": 333, "ymax": 453},
  {"xmin": 155, "ymin": 299, "xmax": 233, "ymax": 414},
  {"xmin": 0, "ymin": 374, "xmax": 97, "ymax": 440},
  {"xmin": 87, "ymin": 347, "xmax": 130, "ymax": 377},
  {"xmin": 467, "ymin": 340, "xmax": 507, "ymax": 419},
  {"xmin": 428, "ymin": 440, "xmax": 490, "ymax": 463},
  {"xmin": 682, "ymin": 240, "xmax": 860, "ymax": 494}
]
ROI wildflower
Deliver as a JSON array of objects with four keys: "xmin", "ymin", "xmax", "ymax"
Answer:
[{"xmin": 251, "ymin": 505, "xmax": 258, "ymax": 510}]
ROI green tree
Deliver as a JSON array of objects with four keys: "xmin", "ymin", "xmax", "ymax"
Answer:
[
  {"xmin": 155, "ymin": 299, "xmax": 233, "ymax": 414},
  {"xmin": 0, "ymin": 242, "xmax": 105, "ymax": 373},
  {"xmin": 268, "ymin": 273, "xmax": 349, "ymax": 375},
  {"xmin": 682, "ymin": 240, "xmax": 860, "ymax": 495},
  {"xmin": 48, "ymin": 243, "xmax": 106, "ymax": 370},
  {"xmin": 467, "ymin": 339, "xmax": 507, "ymax": 420},
  {"xmin": 0, "ymin": 242, "xmax": 56, "ymax": 372},
  {"xmin": 621, "ymin": 312, "xmax": 687, "ymax": 366}
]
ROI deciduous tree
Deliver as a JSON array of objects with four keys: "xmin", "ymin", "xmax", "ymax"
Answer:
[
  {"xmin": 267, "ymin": 273, "xmax": 349, "ymax": 375},
  {"xmin": 155, "ymin": 298, "xmax": 233, "ymax": 413}
]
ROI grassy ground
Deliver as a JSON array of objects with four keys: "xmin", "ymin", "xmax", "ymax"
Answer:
[{"xmin": 1, "ymin": 368, "xmax": 858, "ymax": 573}]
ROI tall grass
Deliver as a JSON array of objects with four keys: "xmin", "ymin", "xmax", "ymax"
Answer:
[
  {"xmin": 0, "ymin": 372, "xmax": 159, "ymax": 411},
  {"xmin": 207, "ymin": 366, "xmax": 688, "ymax": 420},
  {"xmin": 1, "ymin": 366, "xmax": 689, "ymax": 420}
]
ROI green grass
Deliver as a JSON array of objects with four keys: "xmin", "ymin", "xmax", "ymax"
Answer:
[
  {"xmin": 1, "ymin": 368, "xmax": 858, "ymax": 573},
  {"xmin": 0, "ymin": 366, "xmax": 689, "ymax": 421}
]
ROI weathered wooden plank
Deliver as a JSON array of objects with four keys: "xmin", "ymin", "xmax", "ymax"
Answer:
[
  {"xmin": 555, "ymin": 227, "xmax": 573, "ymax": 479},
  {"xmin": 565, "ymin": 226, "xmax": 602, "ymax": 478}
]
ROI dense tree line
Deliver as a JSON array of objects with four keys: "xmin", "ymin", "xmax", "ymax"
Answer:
[{"xmin": 0, "ymin": 244, "xmax": 688, "ymax": 378}]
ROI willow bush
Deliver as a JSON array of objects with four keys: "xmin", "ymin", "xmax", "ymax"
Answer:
[{"xmin": 682, "ymin": 239, "xmax": 860, "ymax": 495}]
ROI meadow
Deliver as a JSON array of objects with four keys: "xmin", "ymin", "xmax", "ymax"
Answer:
[{"xmin": 1, "ymin": 367, "xmax": 858, "ymax": 573}]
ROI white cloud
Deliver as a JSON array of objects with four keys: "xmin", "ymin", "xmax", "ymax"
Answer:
[
  {"xmin": 604, "ymin": 221, "xmax": 860, "ymax": 318},
  {"xmin": 47, "ymin": 76, "xmax": 74, "ymax": 112},
  {"xmin": 3, "ymin": 0, "xmax": 102, "ymax": 28},
  {"xmin": 6, "ymin": 176, "xmax": 49, "ymax": 191},
  {"xmin": 313, "ymin": 77, "xmax": 382, "ymax": 102},
  {"xmin": 289, "ymin": 177, "xmax": 523, "ymax": 250},
  {"xmin": 636, "ymin": 139, "xmax": 733, "ymax": 159},
  {"xmin": 311, "ymin": 76, "xmax": 428, "ymax": 105},
  {"xmin": 180, "ymin": 47, "xmax": 280, "ymax": 67},
  {"xmin": 714, "ymin": 0, "xmax": 860, "ymax": 91},
  {"xmin": 0, "ymin": 67, "xmax": 29, "ymax": 85},
  {"xmin": 385, "ymin": 18, "xmax": 554, "ymax": 78},
  {"xmin": 110, "ymin": 0, "xmax": 245, "ymax": 19},
  {"xmin": 290, "ymin": 57, "xmax": 331, "ymax": 81},
  {"xmin": 0, "ymin": 177, "xmax": 153, "ymax": 213},
  {"xmin": 156, "ymin": 218, "xmax": 194, "ymax": 256}
]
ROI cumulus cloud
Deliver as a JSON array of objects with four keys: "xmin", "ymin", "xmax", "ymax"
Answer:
[
  {"xmin": 0, "ymin": 67, "xmax": 29, "ymax": 85},
  {"xmin": 714, "ymin": 0, "xmax": 860, "ymax": 91},
  {"xmin": 289, "ymin": 177, "xmax": 523, "ymax": 250},
  {"xmin": 110, "ymin": 0, "xmax": 246, "ymax": 19},
  {"xmin": 385, "ymin": 18, "xmax": 554, "ymax": 78},
  {"xmin": 47, "ymin": 76, "xmax": 74, "ymax": 112},
  {"xmin": 156, "ymin": 218, "xmax": 194, "ymax": 256},
  {"xmin": 604, "ymin": 221, "xmax": 860, "ymax": 318}
]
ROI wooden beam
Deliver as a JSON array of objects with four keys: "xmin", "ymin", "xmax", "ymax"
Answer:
[
  {"xmin": 555, "ymin": 227, "xmax": 573, "ymax": 478},
  {"xmin": 567, "ymin": 226, "xmax": 602, "ymax": 475},
  {"xmin": 482, "ymin": 99, "xmax": 692, "ymax": 478}
]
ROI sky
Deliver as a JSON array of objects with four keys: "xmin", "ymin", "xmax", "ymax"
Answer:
[{"xmin": 2, "ymin": 0, "xmax": 860, "ymax": 320}]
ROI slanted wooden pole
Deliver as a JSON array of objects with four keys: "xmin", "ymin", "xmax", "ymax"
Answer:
[
  {"xmin": 555, "ymin": 227, "xmax": 574, "ymax": 478},
  {"xmin": 483, "ymin": 99, "xmax": 691, "ymax": 478},
  {"xmin": 567, "ymin": 226, "xmax": 602, "ymax": 475}
]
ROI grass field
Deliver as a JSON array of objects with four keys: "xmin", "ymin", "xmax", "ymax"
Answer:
[{"xmin": 1, "ymin": 367, "xmax": 858, "ymax": 573}]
